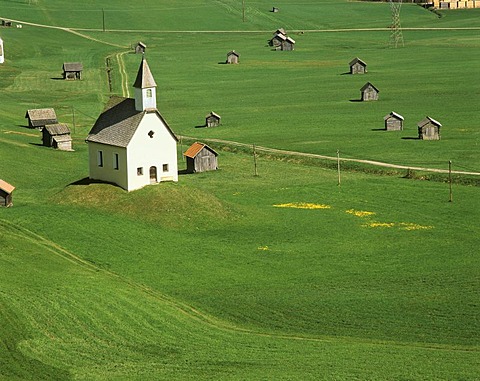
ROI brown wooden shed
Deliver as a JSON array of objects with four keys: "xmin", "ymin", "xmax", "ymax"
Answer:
[
  {"xmin": 226, "ymin": 50, "xmax": 239, "ymax": 64},
  {"xmin": 271, "ymin": 7, "xmax": 279, "ymax": 12},
  {"xmin": 42, "ymin": 123, "xmax": 73, "ymax": 150},
  {"xmin": 360, "ymin": 82, "xmax": 379, "ymax": 101},
  {"xmin": 383, "ymin": 111, "xmax": 404, "ymax": 131},
  {"xmin": 1, "ymin": 19, "xmax": 12, "ymax": 27},
  {"xmin": 418, "ymin": 116, "xmax": 441, "ymax": 140},
  {"xmin": 281, "ymin": 36, "xmax": 295, "ymax": 51},
  {"xmin": 270, "ymin": 32, "xmax": 286, "ymax": 48},
  {"xmin": 349, "ymin": 57, "xmax": 367, "ymax": 74},
  {"xmin": 0, "ymin": 179, "xmax": 15, "ymax": 207},
  {"xmin": 63, "ymin": 62, "xmax": 83, "ymax": 80},
  {"xmin": 135, "ymin": 42, "xmax": 146, "ymax": 54},
  {"xmin": 184, "ymin": 142, "xmax": 219, "ymax": 173},
  {"xmin": 205, "ymin": 111, "xmax": 221, "ymax": 127},
  {"xmin": 25, "ymin": 108, "xmax": 58, "ymax": 129}
]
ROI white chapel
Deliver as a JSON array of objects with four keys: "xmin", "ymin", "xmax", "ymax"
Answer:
[
  {"xmin": 0, "ymin": 37, "xmax": 4, "ymax": 64},
  {"xmin": 86, "ymin": 58, "xmax": 178, "ymax": 191}
]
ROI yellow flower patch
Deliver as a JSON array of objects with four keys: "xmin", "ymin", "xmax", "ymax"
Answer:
[
  {"xmin": 346, "ymin": 209, "xmax": 376, "ymax": 218},
  {"xmin": 363, "ymin": 222, "xmax": 395, "ymax": 228},
  {"xmin": 399, "ymin": 223, "xmax": 434, "ymax": 231},
  {"xmin": 258, "ymin": 246, "xmax": 270, "ymax": 251},
  {"xmin": 273, "ymin": 202, "xmax": 331, "ymax": 210}
]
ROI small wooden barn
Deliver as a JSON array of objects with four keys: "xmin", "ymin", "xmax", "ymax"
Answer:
[
  {"xmin": 270, "ymin": 32, "xmax": 286, "ymax": 47},
  {"xmin": 360, "ymin": 82, "xmax": 379, "ymax": 101},
  {"xmin": 418, "ymin": 116, "xmax": 442, "ymax": 140},
  {"xmin": 0, "ymin": 179, "xmax": 14, "ymax": 207},
  {"xmin": 135, "ymin": 42, "xmax": 146, "ymax": 54},
  {"xmin": 349, "ymin": 57, "xmax": 367, "ymax": 74},
  {"xmin": 25, "ymin": 108, "xmax": 58, "ymax": 129},
  {"xmin": 62, "ymin": 62, "xmax": 83, "ymax": 80},
  {"xmin": 1, "ymin": 19, "xmax": 12, "ymax": 27},
  {"xmin": 205, "ymin": 111, "xmax": 221, "ymax": 127},
  {"xmin": 281, "ymin": 36, "xmax": 295, "ymax": 51},
  {"xmin": 383, "ymin": 111, "xmax": 404, "ymax": 131},
  {"xmin": 226, "ymin": 50, "xmax": 239, "ymax": 64},
  {"xmin": 271, "ymin": 7, "xmax": 279, "ymax": 12},
  {"xmin": 184, "ymin": 142, "xmax": 219, "ymax": 173},
  {"xmin": 42, "ymin": 123, "xmax": 72, "ymax": 150}
]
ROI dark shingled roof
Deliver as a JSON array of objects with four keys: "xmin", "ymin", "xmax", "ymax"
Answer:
[
  {"xmin": 86, "ymin": 96, "xmax": 177, "ymax": 148},
  {"xmin": 349, "ymin": 57, "xmax": 367, "ymax": 67},
  {"xmin": 25, "ymin": 108, "xmax": 58, "ymax": 127},
  {"xmin": 44, "ymin": 123, "xmax": 71, "ymax": 135},
  {"xmin": 63, "ymin": 62, "xmax": 83, "ymax": 72},
  {"xmin": 418, "ymin": 116, "xmax": 442, "ymax": 128},
  {"xmin": 360, "ymin": 82, "xmax": 379, "ymax": 93},
  {"xmin": 133, "ymin": 58, "xmax": 157, "ymax": 89}
]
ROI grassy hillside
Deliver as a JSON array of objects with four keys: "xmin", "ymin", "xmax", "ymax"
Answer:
[{"xmin": 0, "ymin": 0, "xmax": 479, "ymax": 379}]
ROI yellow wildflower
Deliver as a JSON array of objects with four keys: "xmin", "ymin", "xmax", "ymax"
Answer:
[
  {"xmin": 346, "ymin": 209, "xmax": 376, "ymax": 218},
  {"xmin": 273, "ymin": 202, "xmax": 331, "ymax": 210}
]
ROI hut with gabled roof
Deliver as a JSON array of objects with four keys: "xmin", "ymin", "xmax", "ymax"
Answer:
[
  {"xmin": 360, "ymin": 82, "xmax": 379, "ymax": 101},
  {"xmin": 135, "ymin": 42, "xmax": 146, "ymax": 54},
  {"xmin": 205, "ymin": 112, "xmax": 221, "ymax": 127},
  {"xmin": 281, "ymin": 36, "xmax": 295, "ymax": 51},
  {"xmin": 418, "ymin": 116, "xmax": 442, "ymax": 140},
  {"xmin": 42, "ymin": 123, "xmax": 73, "ymax": 150},
  {"xmin": 184, "ymin": 142, "xmax": 218, "ymax": 173},
  {"xmin": 25, "ymin": 108, "xmax": 58, "ymax": 129},
  {"xmin": 349, "ymin": 57, "xmax": 367, "ymax": 74},
  {"xmin": 383, "ymin": 111, "xmax": 404, "ymax": 131},
  {"xmin": 63, "ymin": 62, "xmax": 83, "ymax": 80},
  {"xmin": 226, "ymin": 50, "xmax": 239, "ymax": 64},
  {"xmin": 270, "ymin": 31, "xmax": 286, "ymax": 48},
  {"xmin": 0, "ymin": 179, "xmax": 15, "ymax": 207}
]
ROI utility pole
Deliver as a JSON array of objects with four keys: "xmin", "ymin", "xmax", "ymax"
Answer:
[
  {"xmin": 72, "ymin": 106, "xmax": 76, "ymax": 133},
  {"xmin": 242, "ymin": 0, "xmax": 246, "ymax": 22},
  {"xmin": 102, "ymin": 8, "xmax": 106, "ymax": 32},
  {"xmin": 337, "ymin": 150, "xmax": 341, "ymax": 186},
  {"xmin": 448, "ymin": 160, "xmax": 453, "ymax": 202},
  {"xmin": 253, "ymin": 143, "xmax": 258, "ymax": 176}
]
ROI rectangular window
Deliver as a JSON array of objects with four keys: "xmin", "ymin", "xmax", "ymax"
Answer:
[
  {"xmin": 97, "ymin": 150, "xmax": 103, "ymax": 167},
  {"xmin": 137, "ymin": 167, "xmax": 143, "ymax": 176},
  {"xmin": 113, "ymin": 153, "xmax": 119, "ymax": 170},
  {"xmin": 162, "ymin": 164, "xmax": 169, "ymax": 172},
  {"xmin": 146, "ymin": 89, "xmax": 152, "ymax": 98}
]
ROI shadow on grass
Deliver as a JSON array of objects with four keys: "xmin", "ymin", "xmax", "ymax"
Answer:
[
  {"xmin": 371, "ymin": 128, "xmax": 386, "ymax": 131},
  {"xmin": 349, "ymin": 99, "xmax": 363, "ymax": 103},
  {"xmin": 402, "ymin": 137, "xmax": 420, "ymax": 140}
]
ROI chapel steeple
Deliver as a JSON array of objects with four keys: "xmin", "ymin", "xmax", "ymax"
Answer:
[{"xmin": 133, "ymin": 57, "xmax": 157, "ymax": 111}]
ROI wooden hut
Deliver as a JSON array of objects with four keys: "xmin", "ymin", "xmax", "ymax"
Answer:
[
  {"xmin": 417, "ymin": 116, "xmax": 441, "ymax": 140},
  {"xmin": 349, "ymin": 57, "xmax": 367, "ymax": 74},
  {"xmin": 270, "ymin": 32, "xmax": 286, "ymax": 48},
  {"xmin": 205, "ymin": 111, "xmax": 221, "ymax": 127},
  {"xmin": 62, "ymin": 62, "xmax": 83, "ymax": 80},
  {"xmin": 281, "ymin": 36, "xmax": 295, "ymax": 51},
  {"xmin": 135, "ymin": 42, "xmax": 146, "ymax": 54},
  {"xmin": 1, "ymin": 19, "xmax": 12, "ymax": 27},
  {"xmin": 360, "ymin": 82, "xmax": 379, "ymax": 101},
  {"xmin": 42, "ymin": 123, "xmax": 73, "ymax": 150},
  {"xmin": 226, "ymin": 50, "xmax": 239, "ymax": 64},
  {"xmin": 25, "ymin": 108, "xmax": 58, "ymax": 129},
  {"xmin": 383, "ymin": 111, "xmax": 404, "ymax": 131},
  {"xmin": 271, "ymin": 7, "xmax": 279, "ymax": 12},
  {"xmin": 184, "ymin": 142, "xmax": 219, "ymax": 173},
  {"xmin": 0, "ymin": 179, "xmax": 14, "ymax": 207}
]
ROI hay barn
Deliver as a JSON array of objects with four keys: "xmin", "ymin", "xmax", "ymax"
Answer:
[
  {"xmin": 383, "ymin": 111, "xmax": 404, "ymax": 131},
  {"xmin": 226, "ymin": 50, "xmax": 239, "ymax": 64},
  {"xmin": 25, "ymin": 108, "xmax": 58, "ymax": 129},
  {"xmin": 135, "ymin": 42, "xmax": 146, "ymax": 54},
  {"xmin": 0, "ymin": 179, "xmax": 14, "ymax": 207},
  {"xmin": 42, "ymin": 124, "xmax": 73, "ymax": 150},
  {"xmin": 281, "ymin": 36, "xmax": 295, "ymax": 51},
  {"xmin": 360, "ymin": 82, "xmax": 379, "ymax": 101},
  {"xmin": 418, "ymin": 116, "xmax": 442, "ymax": 140},
  {"xmin": 184, "ymin": 142, "xmax": 218, "ymax": 173},
  {"xmin": 205, "ymin": 112, "xmax": 221, "ymax": 127},
  {"xmin": 63, "ymin": 62, "xmax": 83, "ymax": 80},
  {"xmin": 349, "ymin": 57, "xmax": 367, "ymax": 74}
]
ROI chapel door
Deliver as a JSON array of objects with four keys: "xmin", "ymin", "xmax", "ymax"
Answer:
[{"xmin": 149, "ymin": 166, "xmax": 157, "ymax": 184}]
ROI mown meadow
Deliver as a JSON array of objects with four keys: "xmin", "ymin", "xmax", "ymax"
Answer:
[{"xmin": 0, "ymin": 0, "xmax": 479, "ymax": 379}]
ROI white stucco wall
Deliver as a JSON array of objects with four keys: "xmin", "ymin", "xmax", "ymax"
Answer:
[
  {"xmin": 0, "ymin": 38, "xmax": 4, "ymax": 64},
  {"xmin": 134, "ymin": 87, "xmax": 157, "ymax": 111},
  {"xmin": 88, "ymin": 142, "xmax": 128, "ymax": 189},
  {"xmin": 126, "ymin": 112, "xmax": 178, "ymax": 191}
]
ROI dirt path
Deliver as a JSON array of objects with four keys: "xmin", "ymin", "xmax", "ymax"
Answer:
[{"xmin": 183, "ymin": 136, "xmax": 480, "ymax": 176}]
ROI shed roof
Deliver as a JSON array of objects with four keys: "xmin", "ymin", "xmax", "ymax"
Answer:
[
  {"xmin": 285, "ymin": 36, "xmax": 295, "ymax": 44},
  {"xmin": 44, "ymin": 123, "xmax": 71, "ymax": 135},
  {"xmin": 86, "ymin": 96, "xmax": 177, "ymax": 148},
  {"xmin": 418, "ymin": 116, "xmax": 442, "ymax": 128},
  {"xmin": 227, "ymin": 50, "xmax": 239, "ymax": 57},
  {"xmin": 383, "ymin": 111, "xmax": 404, "ymax": 121},
  {"xmin": 206, "ymin": 111, "xmax": 221, "ymax": 119},
  {"xmin": 274, "ymin": 28, "xmax": 286, "ymax": 35},
  {"xmin": 273, "ymin": 32, "xmax": 287, "ymax": 41},
  {"xmin": 184, "ymin": 142, "xmax": 218, "ymax": 159},
  {"xmin": 63, "ymin": 62, "xmax": 83, "ymax": 72},
  {"xmin": 137, "ymin": 41, "xmax": 146, "ymax": 48},
  {"xmin": 25, "ymin": 108, "xmax": 58, "ymax": 124},
  {"xmin": 133, "ymin": 57, "xmax": 157, "ymax": 89},
  {"xmin": 52, "ymin": 135, "xmax": 72, "ymax": 143},
  {"xmin": 349, "ymin": 57, "xmax": 367, "ymax": 67},
  {"xmin": 0, "ymin": 179, "xmax": 15, "ymax": 194},
  {"xmin": 360, "ymin": 82, "xmax": 379, "ymax": 92}
]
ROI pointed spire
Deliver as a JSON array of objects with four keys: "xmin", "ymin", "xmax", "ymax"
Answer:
[{"xmin": 133, "ymin": 56, "xmax": 157, "ymax": 89}]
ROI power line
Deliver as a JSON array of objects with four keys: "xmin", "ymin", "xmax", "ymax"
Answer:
[{"xmin": 390, "ymin": 0, "xmax": 404, "ymax": 48}]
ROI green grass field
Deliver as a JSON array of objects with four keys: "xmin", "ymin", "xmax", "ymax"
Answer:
[{"xmin": 0, "ymin": 0, "xmax": 479, "ymax": 379}]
